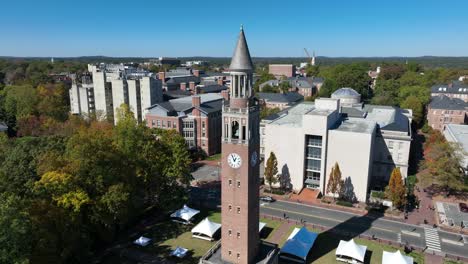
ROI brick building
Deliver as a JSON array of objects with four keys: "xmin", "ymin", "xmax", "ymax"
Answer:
[
  {"xmin": 145, "ymin": 93, "xmax": 227, "ymax": 155},
  {"xmin": 268, "ymin": 64, "xmax": 296, "ymax": 78},
  {"xmin": 427, "ymin": 95, "xmax": 468, "ymax": 131},
  {"xmin": 431, "ymin": 81, "xmax": 468, "ymax": 102}
]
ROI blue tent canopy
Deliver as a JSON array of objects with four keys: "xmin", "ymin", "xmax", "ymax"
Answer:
[{"xmin": 280, "ymin": 226, "xmax": 318, "ymax": 262}]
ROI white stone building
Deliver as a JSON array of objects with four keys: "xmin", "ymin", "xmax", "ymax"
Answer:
[
  {"xmin": 70, "ymin": 64, "xmax": 163, "ymax": 124},
  {"xmin": 261, "ymin": 88, "xmax": 412, "ymax": 202}
]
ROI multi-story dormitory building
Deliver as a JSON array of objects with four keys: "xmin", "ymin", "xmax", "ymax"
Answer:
[{"xmin": 70, "ymin": 64, "xmax": 163, "ymax": 124}]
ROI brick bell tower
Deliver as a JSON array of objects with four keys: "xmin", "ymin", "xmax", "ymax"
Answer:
[{"xmin": 221, "ymin": 26, "xmax": 260, "ymax": 264}]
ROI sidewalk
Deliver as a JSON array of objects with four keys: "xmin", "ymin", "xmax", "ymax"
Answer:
[
  {"xmin": 267, "ymin": 221, "xmax": 295, "ymax": 245},
  {"xmin": 406, "ymin": 186, "xmax": 437, "ymax": 226}
]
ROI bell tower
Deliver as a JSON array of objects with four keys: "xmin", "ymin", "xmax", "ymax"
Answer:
[{"xmin": 221, "ymin": 26, "xmax": 260, "ymax": 264}]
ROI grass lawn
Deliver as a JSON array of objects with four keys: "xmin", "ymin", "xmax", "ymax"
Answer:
[
  {"xmin": 275, "ymin": 225, "xmax": 424, "ymax": 264},
  {"xmin": 125, "ymin": 209, "xmax": 283, "ymax": 263},
  {"xmin": 121, "ymin": 209, "xmax": 424, "ymax": 264},
  {"xmin": 205, "ymin": 153, "xmax": 221, "ymax": 161}
]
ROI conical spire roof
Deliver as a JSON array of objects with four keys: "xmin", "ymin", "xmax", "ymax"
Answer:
[{"xmin": 229, "ymin": 26, "xmax": 254, "ymax": 71}]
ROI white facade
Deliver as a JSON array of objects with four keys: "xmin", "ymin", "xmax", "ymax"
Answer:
[
  {"xmin": 69, "ymin": 64, "xmax": 162, "ymax": 124},
  {"xmin": 262, "ymin": 94, "xmax": 412, "ymax": 202}
]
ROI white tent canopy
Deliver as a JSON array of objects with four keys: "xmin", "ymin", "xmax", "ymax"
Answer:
[
  {"xmin": 336, "ymin": 239, "xmax": 367, "ymax": 263},
  {"xmin": 170, "ymin": 204, "xmax": 200, "ymax": 223},
  {"xmin": 191, "ymin": 218, "xmax": 221, "ymax": 240},
  {"xmin": 259, "ymin": 222, "xmax": 266, "ymax": 232},
  {"xmin": 280, "ymin": 227, "xmax": 318, "ymax": 262},
  {"xmin": 133, "ymin": 236, "xmax": 152, "ymax": 247},
  {"xmin": 382, "ymin": 250, "xmax": 413, "ymax": 264}
]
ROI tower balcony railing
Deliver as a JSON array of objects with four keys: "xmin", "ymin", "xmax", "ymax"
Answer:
[
  {"xmin": 223, "ymin": 104, "xmax": 259, "ymax": 114},
  {"xmin": 223, "ymin": 138, "xmax": 249, "ymax": 145}
]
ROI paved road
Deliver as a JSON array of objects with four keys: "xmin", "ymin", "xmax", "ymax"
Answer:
[{"xmin": 260, "ymin": 200, "xmax": 468, "ymax": 259}]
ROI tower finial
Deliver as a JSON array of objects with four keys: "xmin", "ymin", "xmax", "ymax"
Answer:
[{"xmin": 240, "ymin": 24, "xmax": 243, "ymax": 30}]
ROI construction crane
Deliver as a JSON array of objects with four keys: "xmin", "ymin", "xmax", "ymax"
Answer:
[
  {"xmin": 304, "ymin": 48, "xmax": 311, "ymax": 61},
  {"xmin": 303, "ymin": 48, "xmax": 315, "ymax": 66}
]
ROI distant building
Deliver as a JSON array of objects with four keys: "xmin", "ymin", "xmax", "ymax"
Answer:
[
  {"xmin": 185, "ymin": 60, "xmax": 208, "ymax": 67},
  {"xmin": 256, "ymin": 92, "xmax": 303, "ymax": 110},
  {"xmin": 427, "ymin": 95, "xmax": 468, "ymax": 131},
  {"xmin": 368, "ymin": 66, "xmax": 380, "ymax": 89},
  {"xmin": 157, "ymin": 57, "xmax": 181, "ymax": 66},
  {"xmin": 70, "ymin": 64, "xmax": 163, "ymax": 124},
  {"xmin": 431, "ymin": 81, "xmax": 468, "ymax": 102},
  {"xmin": 145, "ymin": 93, "xmax": 226, "ymax": 155},
  {"xmin": 443, "ymin": 124, "xmax": 468, "ymax": 175},
  {"xmin": 261, "ymin": 88, "xmax": 412, "ymax": 202},
  {"xmin": 269, "ymin": 64, "xmax": 296, "ymax": 78},
  {"xmin": 259, "ymin": 76, "xmax": 324, "ymax": 98}
]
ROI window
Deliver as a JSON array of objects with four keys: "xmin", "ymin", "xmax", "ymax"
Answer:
[
  {"xmin": 307, "ymin": 147, "xmax": 321, "ymax": 159},
  {"xmin": 231, "ymin": 121, "xmax": 239, "ymax": 139},
  {"xmin": 237, "ymin": 253, "xmax": 240, "ymax": 259},
  {"xmin": 398, "ymin": 142, "xmax": 403, "ymax": 149},
  {"xmin": 306, "ymin": 171, "xmax": 320, "ymax": 181},
  {"xmin": 237, "ymin": 207, "xmax": 240, "ymax": 214},
  {"xmin": 157, "ymin": 120, "xmax": 161, "ymax": 127},
  {"xmin": 168, "ymin": 121, "xmax": 171, "ymax": 128},
  {"xmin": 237, "ymin": 232, "xmax": 240, "ymax": 239},
  {"xmin": 306, "ymin": 159, "xmax": 321, "ymax": 171},
  {"xmin": 202, "ymin": 140, "xmax": 206, "ymax": 147},
  {"xmin": 242, "ymin": 125, "xmax": 246, "ymax": 140},
  {"xmin": 388, "ymin": 141, "xmax": 394, "ymax": 149},
  {"xmin": 202, "ymin": 121, "xmax": 205, "ymax": 129},
  {"xmin": 307, "ymin": 135, "xmax": 322, "ymax": 146},
  {"xmin": 228, "ymin": 205, "xmax": 232, "ymax": 211},
  {"xmin": 162, "ymin": 120, "xmax": 166, "ymax": 128},
  {"xmin": 151, "ymin": 120, "xmax": 155, "ymax": 126},
  {"xmin": 229, "ymin": 179, "xmax": 232, "ymax": 186},
  {"xmin": 228, "ymin": 250, "xmax": 232, "ymax": 256},
  {"xmin": 228, "ymin": 230, "xmax": 232, "ymax": 236},
  {"xmin": 173, "ymin": 122, "xmax": 177, "ymax": 128},
  {"xmin": 237, "ymin": 181, "xmax": 240, "ymax": 188}
]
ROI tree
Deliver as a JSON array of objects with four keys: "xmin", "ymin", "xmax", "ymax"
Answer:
[
  {"xmin": 305, "ymin": 65, "xmax": 320, "ymax": 77},
  {"xmin": 400, "ymin": 96, "xmax": 424, "ymax": 125},
  {"xmin": 385, "ymin": 167, "xmax": 407, "ymax": 210},
  {"xmin": 264, "ymin": 152, "xmax": 278, "ymax": 190},
  {"xmin": 326, "ymin": 162, "xmax": 343, "ymax": 200},
  {"xmin": 0, "ymin": 192, "xmax": 32, "ymax": 264},
  {"xmin": 421, "ymin": 130, "xmax": 465, "ymax": 195}
]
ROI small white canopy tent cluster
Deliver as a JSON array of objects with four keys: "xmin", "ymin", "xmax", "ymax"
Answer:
[
  {"xmin": 382, "ymin": 250, "xmax": 413, "ymax": 264},
  {"xmin": 170, "ymin": 204, "xmax": 200, "ymax": 224},
  {"xmin": 133, "ymin": 236, "xmax": 152, "ymax": 247},
  {"xmin": 259, "ymin": 222, "xmax": 266, "ymax": 233},
  {"xmin": 191, "ymin": 218, "xmax": 222, "ymax": 241},
  {"xmin": 279, "ymin": 227, "xmax": 318, "ymax": 263},
  {"xmin": 336, "ymin": 239, "xmax": 367, "ymax": 263}
]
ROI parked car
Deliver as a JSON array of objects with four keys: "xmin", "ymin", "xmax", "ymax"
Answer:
[
  {"xmin": 260, "ymin": 196, "xmax": 276, "ymax": 203},
  {"xmin": 460, "ymin": 203, "xmax": 468, "ymax": 213}
]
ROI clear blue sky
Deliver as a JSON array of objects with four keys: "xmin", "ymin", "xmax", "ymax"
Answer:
[{"xmin": 1, "ymin": 0, "xmax": 467, "ymax": 57}]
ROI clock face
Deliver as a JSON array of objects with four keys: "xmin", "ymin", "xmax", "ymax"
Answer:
[
  {"xmin": 227, "ymin": 153, "xmax": 242, "ymax": 169},
  {"xmin": 251, "ymin": 151, "xmax": 258, "ymax": 167}
]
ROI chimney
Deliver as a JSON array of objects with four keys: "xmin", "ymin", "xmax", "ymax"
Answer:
[
  {"xmin": 180, "ymin": 82, "xmax": 187, "ymax": 90},
  {"xmin": 194, "ymin": 86, "xmax": 201, "ymax": 95},
  {"xmin": 193, "ymin": 70, "xmax": 200, "ymax": 77},
  {"xmin": 221, "ymin": 89, "xmax": 230, "ymax": 101},
  {"xmin": 448, "ymin": 82, "xmax": 453, "ymax": 89},
  {"xmin": 192, "ymin": 95, "xmax": 201, "ymax": 107},
  {"xmin": 217, "ymin": 77, "xmax": 224, "ymax": 85},
  {"xmin": 189, "ymin": 81, "xmax": 195, "ymax": 90},
  {"xmin": 158, "ymin": 72, "xmax": 166, "ymax": 83}
]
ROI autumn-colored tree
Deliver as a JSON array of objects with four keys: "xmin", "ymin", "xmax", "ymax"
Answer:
[
  {"xmin": 385, "ymin": 167, "xmax": 407, "ymax": 210},
  {"xmin": 326, "ymin": 162, "xmax": 343, "ymax": 200},
  {"xmin": 264, "ymin": 152, "xmax": 278, "ymax": 190}
]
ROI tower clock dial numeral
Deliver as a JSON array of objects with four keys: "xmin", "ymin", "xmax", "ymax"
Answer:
[{"xmin": 227, "ymin": 153, "xmax": 242, "ymax": 169}]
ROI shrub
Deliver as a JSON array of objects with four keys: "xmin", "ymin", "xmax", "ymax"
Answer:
[
  {"xmin": 371, "ymin": 191, "xmax": 385, "ymax": 199},
  {"xmin": 336, "ymin": 200, "xmax": 353, "ymax": 207}
]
